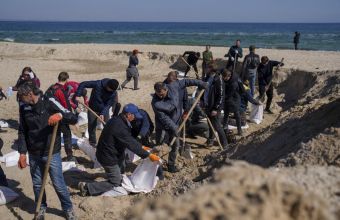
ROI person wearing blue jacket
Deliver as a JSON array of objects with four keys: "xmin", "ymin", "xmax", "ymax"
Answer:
[
  {"xmin": 131, "ymin": 108, "xmax": 154, "ymax": 146},
  {"xmin": 75, "ymin": 78, "xmax": 120, "ymax": 146},
  {"xmin": 152, "ymin": 79, "xmax": 208, "ymax": 173}
]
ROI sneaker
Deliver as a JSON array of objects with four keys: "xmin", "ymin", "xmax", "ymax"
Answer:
[
  {"xmin": 265, "ymin": 109, "xmax": 274, "ymax": 114},
  {"xmin": 65, "ymin": 209, "xmax": 77, "ymax": 220},
  {"xmin": 66, "ymin": 155, "xmax": 78, "ymax": 164},
  {"xmin": 167, "ymin": 165, "xmax": 180, "ymax": 173},
  {"xmin": 78, "ymin": 182, "xmax": 89, "ymax": 197},
  {"xmin": 35, "ymin": 207, "xmax": 46, "ymax": 220}
]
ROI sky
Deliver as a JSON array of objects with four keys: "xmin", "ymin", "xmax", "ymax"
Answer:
[{"xmin": 0, "ymin": 0, "xmax": 339, "ymax": 23}]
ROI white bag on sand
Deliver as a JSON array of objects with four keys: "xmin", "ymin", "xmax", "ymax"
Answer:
[
  {"xmin": 101, "ymin": 186, "xmax": 128, "ymax": 197},
  {"xmin": 0, "ymin": 186, "xmax": 19, "ymax": 205},
  {"xmin": 61, "ymin": 133, "xmax": 79, "ymax": 147},
  {"xmin": 0, "ymin": 151, "xmax": 29, "ymax": 167},
  {"xmin": 62, "ymin": 162, "xmax": 84, "ymax": 172},
  {"xmin": 77, "ymin": 111, "xmax": 88, "ymax": 126},
  {"xmin": 76, "ymin": 138, "xmax": 101, "ymax": 168},
  {"xmin": 228, "ymin": 124, "xmax": 249, "ymax": 130},
  {"xmin": 0, "ymin": 120, "xmax": 9, "ymax": 128},
  {"xmin": 249, "ymin": 104, "xmax": 264, "ymax": 124},
  {"xmin": 124, "ymin": 158, "xmax": 160, "ymax": 193},
  {"xmin": 125, "ymin": 149, "xmax": 141, "ymax": 163}
]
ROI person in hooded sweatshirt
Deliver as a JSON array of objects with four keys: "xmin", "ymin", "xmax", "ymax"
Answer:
[{"xmin": 222, "ymin": 69, "xmax": 243, "ymax": 136}]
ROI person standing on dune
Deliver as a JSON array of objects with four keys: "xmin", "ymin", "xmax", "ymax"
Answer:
[{"xmin": 121, "ymin": 49, "xmax": 140, "ymax": 90}]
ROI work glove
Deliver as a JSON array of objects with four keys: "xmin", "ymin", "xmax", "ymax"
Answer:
[
  {"xmin": 149, "ymin": 153, "xmax": 160, "ymax": 162},
  {"xmin": 143, "ymin": 146, "xmax": 152, "ymax": 151},
  {"xmin": 231, "ymin": 57, "xmax": 235, "ymax": 61},
  {"xmin": 48, "ymin": 113, "xmax": 62, "ymax": 126},
  {"xmin": 18, "ymin": 154, "xmax": 27, "ymax": 169},
  {"xmin": 235, "ymin": 50, "xmax": 238, "ymax": 54},
  {"xmin": 182, "ymin": 111, "xmax": 189, "ymax": 120}
]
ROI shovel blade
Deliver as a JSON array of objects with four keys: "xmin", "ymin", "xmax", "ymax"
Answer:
[{"xmin": 181, "ymin": 145, "xmax": 194, "ymax": 159}]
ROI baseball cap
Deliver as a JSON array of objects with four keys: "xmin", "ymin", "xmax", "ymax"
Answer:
[{"xmin": 123, "ymin": 103, "xmax": 143, "ymax": 119}]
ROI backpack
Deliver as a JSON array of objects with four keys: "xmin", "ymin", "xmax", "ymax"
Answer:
[{"xmin": 45, "ymin": 84, "xmax": 71, "ymax": 110}]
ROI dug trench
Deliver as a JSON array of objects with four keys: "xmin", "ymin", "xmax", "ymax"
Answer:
[{"xmin": 122, "ymin": 69, "xmax": 340, "ymax": 220}]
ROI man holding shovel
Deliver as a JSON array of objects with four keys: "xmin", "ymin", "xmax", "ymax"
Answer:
[
  {"xmin": 78, "ymin": 104, "xmax": 160, "ymax": 196},
  {"xmin": 17, "ymin": 82, "xmax": 78, "ymax": 220},
  {"xmin": 152, "ymin": 79, "xmax": 208, "ymax": 173},
  {"xmin": 75, "ymin": 78, "xmax": 120, "ymax": 147},
  {"xmin": 182, "ymin": 51, "xmax": 201, "ymax": 79},
  {"xmin": 257, "ymin": 56, "xmax": 284, "ymax": 114}
]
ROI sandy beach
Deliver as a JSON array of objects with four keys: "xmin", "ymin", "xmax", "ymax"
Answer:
[{"xmin": 0, "ymin": 42, "xmax": 339, "ymax": 219}]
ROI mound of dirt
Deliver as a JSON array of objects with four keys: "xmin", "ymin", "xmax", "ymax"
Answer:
[
  {"xmin": 126, "ymin": 162, "xmax": 336, "ymax": 220},
  {"xmin": 226, "ymin": 70, "xmax": 340, "ymax": 168}
]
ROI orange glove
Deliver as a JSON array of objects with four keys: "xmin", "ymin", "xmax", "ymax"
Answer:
[
  {"xmin": 149, "ymin": 153, "xmax": 160, "ymax": 162},
  {"xmin": 143, "ymin": 146, "xmax": 152, "ymax": 151},
  {"xmin": 48, "ymin": 113, "xmax": 62, "ymax": 126},
  {"xmin": 182, "ymin": 111, "xmax": 188, "ymax": 120},
  {"xmin": 18, "ymin": 154, "xmax": 27, "ymax": 169}
]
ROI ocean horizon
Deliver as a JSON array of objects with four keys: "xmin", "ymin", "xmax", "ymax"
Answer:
[{"xmin": 0, "ymin": 21, "xmax": 339, "ymax": 51}]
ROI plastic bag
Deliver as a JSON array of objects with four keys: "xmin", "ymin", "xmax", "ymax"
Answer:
[
  {"xmin": 123, "ymin": 158, "xmax": 160, "ymax": 193},
  {"xmin": 101, "ymin": 186, "xmax": 128, "ymax": 197},
  {"xmin": 0, "ymin": 186, "xmax": 19, "ymax": 205},
  {"xmin": 61, "ymin": 162, "xmax": 84, "ymax": 172},
  {"xmin": 0, "ymin": 151, "xmax": 29, "ymax": 167},
  {"xmin": 77, "ymin": 111, "xmax": 88, "ymax": 126},
  {"xmin": 125, "ymin": 149, "xmax": 141, "ymax": 163},
  {"xmin": 249, "ymin": 104, "xmax": 264, "ymax": 124},
  {"xmin": 77, "ymin": 138, "xmax": 101, "ymax": 168},
  {"xmin": 0, "ymin": 121, "xmax": 9, "ymax": 128}
]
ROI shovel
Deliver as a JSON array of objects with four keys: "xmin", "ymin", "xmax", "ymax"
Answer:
[
  {"xmin": 179, "ymin": 122, "xmax": 194, "ymax": 159},
  {"xmin": 258, "ymin": 58, "xmax": 284, "ymax": 103}
]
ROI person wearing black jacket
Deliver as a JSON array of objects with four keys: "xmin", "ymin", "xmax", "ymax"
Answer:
[
  {"xmin": 17, "ymin": 82, "xmax": 78, "ymax": 220},
  {"xmin": 75, "ymin": 78, "xmax": 120, "ymax": 146},
  {"xmin": 182, "ymin": 51, "xmax": 200, "ymax": 78},
  {"xmin": 78, "ymin": 104, "xmax": 160, "ymax": 196},
  {"xmin": 202, "ymin": 63, "xmax": 228, "ymax": 148},
  {"xmin": 222, "ymin": 69, "xmax": 243, "ymax": 136},
  {"xmin": 241, "ymin": 45, "xmax": 260, "ymax": 97},
  {"xmin": 257, "ymin": 56, "xmax": 284, "ymax": 113},
  {"xmin": 225, "ymin": 40, "xmax": 243, "ymax": 70}
]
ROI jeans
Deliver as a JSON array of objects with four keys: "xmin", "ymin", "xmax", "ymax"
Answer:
[
  {"xmin": 247, "ymin": 68, "xmax": 257, "ymax": 97},
  {"xmin": 29, "ymin": 152, "xmax": 72, "ymax": 211},
  {"xmin": 86, "ymin": 164, "xmax": 122, "ymax": 196}
]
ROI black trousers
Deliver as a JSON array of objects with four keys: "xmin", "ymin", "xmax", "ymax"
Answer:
[
  {"xmin": 86, "ymin": 164, "xmax": 122, "ymax": 196},
  {"xmin": 259, "ymin": 84, "xmax": 274, "ymax": 110},
  {"xmin": 223, "ymin": 110, "xmax": 242, "ymax": 134},
  {"xmin": 206, "ymin": 111, "xmax": 228, "ymax": 147},
  {"xmin": 294, "ymin": 43, "xmax": 298, "ymax": 50},
  {"xmin": 185, "ymin": 63, "xmax": 199, "ymax": 78},
  {"xmin": 60, "ymin": 123, "xmax": 72, "ymax": 156}
]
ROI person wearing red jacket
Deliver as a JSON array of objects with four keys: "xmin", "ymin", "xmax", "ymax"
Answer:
[
  {"xmin": 46, "ymin": 72, "xmax": 75, "ymax": 162},
  {"xmin": 64, "ymin": 80, "xmax": 89, "ymax": 111}
]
